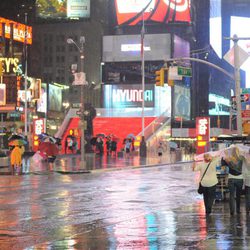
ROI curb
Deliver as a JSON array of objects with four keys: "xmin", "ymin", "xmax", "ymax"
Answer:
[{"xmin": 55, "ymin": 170, "xmax": 91, "ymax": 174}]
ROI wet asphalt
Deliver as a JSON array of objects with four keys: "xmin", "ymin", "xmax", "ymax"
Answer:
[{"xmin": 0, "ymin": 153, "xmax": 250, "ymax": 249}]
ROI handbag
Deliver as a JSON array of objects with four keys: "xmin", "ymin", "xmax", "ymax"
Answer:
[{"xmin": 197, "ymin": 161, "xmax": 212, "ymax": 194}]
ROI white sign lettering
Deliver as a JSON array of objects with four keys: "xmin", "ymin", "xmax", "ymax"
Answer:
[
  {"xmin": 198, "ymin": 118, "xmax": 208, "ymax": 135},
  {"xmin": 35, "ymin": 119, "xmax": 44, "ymax": 135},
  {"xmin": 113, "ymin": 89, "xmax": 153, "ymax": 102},
  {"xmin": 121, "ymin": 44, "xmax": 151, "ymax": 52}
]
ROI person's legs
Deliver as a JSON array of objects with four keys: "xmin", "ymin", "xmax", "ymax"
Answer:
[
  {"xmin": 11, "ymin": 165, "xmax": 15, "ymax": 175},
  {"xmin": 203, "ymin": 186, "xmax": 216, "ymax": 215},
  {"xmin": 235, "ymin": 179, "xmax": 243, "ymax": 214},
  {"xmin": 207, "ymin": 185, "xmax": 217, "ymax": 214},
  {"xmin": 203, "ymin": 188, "xmax": 210, "ymax": 214},
  {"xmin": 245, "ymin": 185, "xmax": 250, "ymax": 214},
  {"xmin": 228, "ymin": 178, "xmax": 236, "ymax": 215}
]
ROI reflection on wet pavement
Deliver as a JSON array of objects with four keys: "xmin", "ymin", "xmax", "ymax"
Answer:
[{"xmin": 0, "ymin": 163, "xmax": 250, "ymax": 249}]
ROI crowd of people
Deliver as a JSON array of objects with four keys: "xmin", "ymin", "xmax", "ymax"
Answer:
[{"xmin": 7, "ymin": 132, "xmax": 60, "ymax": 175}]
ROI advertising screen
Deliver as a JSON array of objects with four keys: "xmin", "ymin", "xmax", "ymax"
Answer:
[
  {"xmin": 36, "ymin": 0, "xmax": 90, "ymax": 20},
  {"xmin": 173, "ymin": 84, "xmax": 190, "ymax": 120},
  {"xmin": 209, "ymin": 0, "xmax": 222, "ymax": 58},
  {"xmin": 208, "ymin": 93, "xmax": 230, "ymax": 116},
  {"xmin": 115, "ymin": 0, "xmax": 191, "ymax": 26},
  {"xmin": 48, "ymin": 84, "xmax": 62, "ymax": 112},
  {"xmin": 230, "ymin": 16, "xmax": 250, "ymax": 87},
  {"xmin": 103, "ymin": 34, "xmax": 171, "ymax": 62},
  {"xmin": 103, "ymin": 83, "xmax": 171, "ymax": 117},
  {"xmin": 37, "ymin": 83, "xmax": 47, "ymax": 113}
]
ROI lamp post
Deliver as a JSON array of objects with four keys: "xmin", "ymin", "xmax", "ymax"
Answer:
[
  {"xmin": 67, "ymin": 36, "xmax": 86, "ymax": 168},
  {"xmin": 139, "ymin": 10, "xmax": 147, "ymax": 157},
  {"xmin": 24, "ymin": 13, "xmax": 28, "ymax": 138}
]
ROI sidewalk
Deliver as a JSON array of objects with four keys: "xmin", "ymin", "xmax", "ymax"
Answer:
[{"xmin": 0, "ymin": 151, "xmax": 193, "ymax": 175}]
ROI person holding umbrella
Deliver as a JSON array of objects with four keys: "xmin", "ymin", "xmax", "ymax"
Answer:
[
  {"xmin": 9, "ymin": 141, "xmax": 25, "ymax": 175},
  {"xmin": 38, "ymin": 137, "xmax": 59, "ymax": 171},
  {"xmin": 8, "ymin": 136, "xmax": 27, "ymax": 175}
]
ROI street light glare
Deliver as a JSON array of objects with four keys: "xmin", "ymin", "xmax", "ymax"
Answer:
[{"xmin": 67, "ymin": 38, "xmax": 74, "ymax": 44}]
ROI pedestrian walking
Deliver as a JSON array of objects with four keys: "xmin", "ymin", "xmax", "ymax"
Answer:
[
  {"xmin": 106, "ymin": 137, "xmax": 112, "ymax": 155},
  {"xmin": 193, "ymin": 153, "xmax": 220, "ymax": 215},
  {"xmin": 96, "ymin": 137, "xmax": 104, "ymax": 156},
  {"xmin": 157, "ymin": 142, "xmax": 164, "ymax": 162},
  {"xmin": 111, "ymin": 139, "xmax": 117, "ymax": 156},
  {"xmin": 124, "ymin": 138, "xmax": 131, "ymax": 157},
  {"xmin": 10, "ymin": 146, "xmax": 23, "ymax": 175},
  {"xmin": 242, "ymin": 156, "xmax": 250, "ymax": 215},
  {"xmin": 222, "ymin": 146, "xmax": 244, "ymax": 216}
]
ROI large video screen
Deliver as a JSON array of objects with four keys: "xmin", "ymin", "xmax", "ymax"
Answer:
[
  {"xmin": 209, "ymin": 0, "xmax": 222, "ymax": 58},
  {"xmin": 103, "ymin": 83, "xmax": 171, "ymax": 117},
  {"xmin": 230, "ymin": 16, "xmax": 250, "ymax": 87},
  {"xmin": 36, "ymin": 0, "xmax": 90, "ymax": 20},
  {"xmin": 48, "ymin": 84, "xmax": 62, "ymax": 112},
  {"xmin": 115, "ymin": 0, "xmax": 191, "ymax": 26},
  {"xmin": 208, "ymin": 93, "xmax": 230, "ymax": 116},
  {"xmin": 174, "ymin": 84, "xmax": 191, "ymax": 120},
  {"xmin": 37, "ymin": 83, "xmax": 47, "ymax": 113}
]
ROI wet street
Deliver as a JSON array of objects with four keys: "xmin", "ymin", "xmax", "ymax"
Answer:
[{"xmin": 1, "ymin": 162, "xmax": 250, "ymax": 249}]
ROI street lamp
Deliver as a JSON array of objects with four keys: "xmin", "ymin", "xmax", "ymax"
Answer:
[
  {"xmin": 67, "ymin": 36, "xmax": 86, "ymax": 168},
  {"xmin": 140, "ymin": 10, "xmax": 147, "ymax": 157}
]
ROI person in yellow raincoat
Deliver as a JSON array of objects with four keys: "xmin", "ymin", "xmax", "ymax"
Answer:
[{"xmin": 10, "ymin": 146, "xmax": 23, "ymax": 175}]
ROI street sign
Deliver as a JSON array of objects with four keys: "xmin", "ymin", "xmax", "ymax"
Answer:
[
  {"xmin": 223, "ymin": 44, "xmax": 249, "ymax": 68},
  {"xmin": 168, "ymin": 66, "xmax": 182, "ymax": 80},
  {"xmin": 72, "ymin": 72, "xmax": 86, "ymax": 85},
  {"xmin": 177, "ymin": 66, "xmax": 192, "ymax": 77}
]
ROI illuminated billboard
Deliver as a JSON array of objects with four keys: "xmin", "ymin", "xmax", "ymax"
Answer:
[
  {"xmin": 37, "ymin": 83, "xmax": 47, "ymax": 113},
  {"xmin": 208, "ymin": 93, "xmax": 230, "ymax": 116},
  {"xmin": 0, "ymin": 17, "xmax": 32, "ymax": 44},
  {"xmin": 230, "ymin": 16, "xmax": 250, "ymax": 87},
  {"xmin": 48, "ymin": 84, "xmax": 62, "ymax": 112},
  {"xmin": 36, "ymin": 0, "xmax": 90, "ymax": 20},
  {"xmin": 115, "ymin": 0, "xmax": 191, "ymax": 26},
  {"xmin": 209, "ymin": 0, "xmax": 222, "ymax": 58},
  {"xmin": 103, "ymin": 34, "xmax": 171, "ymax": 62},
  {"xmin": 173, "ymin": 84, "xmax": 191, "ymax": 120},
  {"xmin": 103, "ymin": 83, "xmax": 171, "ymax": 117}
]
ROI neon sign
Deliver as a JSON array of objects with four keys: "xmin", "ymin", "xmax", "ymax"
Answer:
[
  {"xmin": 0, "ymin": 17, "xmax": 32, "ymax": 44},
  {"xmin": 0, "ymin": 57, "xmax": 19, "ymax": 74},
  {"xmin": 34, "ymin": 118, "xmax": 45, "ymax": 136}
]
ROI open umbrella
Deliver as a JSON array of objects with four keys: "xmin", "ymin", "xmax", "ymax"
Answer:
[
  {"xmin": 8, "ymin": 134, "xmax": 26, "ymax": 141},
  {"xmin": 96, "ymin": 133, "xmax": 106, "ymax": 138},
  {"xmin": 8, "ymin": 139, "xmax": 27, "ymax": 147},
  {"xmin": 43, "ymin": 136, "xmax": 57, "ymax": 144},
  {"xmin": 38, "ymin": 141, "xmax": 59, "ymax": 156},
  {"xmin": 126, "ymin": 133, "xmax": 136, "ymax": 139}
]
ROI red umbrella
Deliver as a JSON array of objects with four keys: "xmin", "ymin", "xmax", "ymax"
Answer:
[{"xmin": 38, "ymin": 142, "xmax": 59, "ymax": 157}]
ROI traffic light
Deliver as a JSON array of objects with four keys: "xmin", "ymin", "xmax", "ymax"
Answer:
[{"xmin": 155, "ymin": 68, "xmax": 164, "ymax": 86}]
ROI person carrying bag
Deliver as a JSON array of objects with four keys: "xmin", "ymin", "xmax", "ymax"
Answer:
[
  {"xmin": 197, "ymin": 161, "xmax": 212, "ymax": 194},
  {"xmin": 193, "ymin": 153, "xmax": 220, "ymax": 215}
]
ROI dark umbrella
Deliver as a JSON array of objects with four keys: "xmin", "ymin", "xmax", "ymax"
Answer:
[
  {"xmin": 8, "ymin": 134, "xmax": 26, "ymax": 141},
  {"xmin": 96, "ymin": 133, "xmax": 106, "ymax": 138}
]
